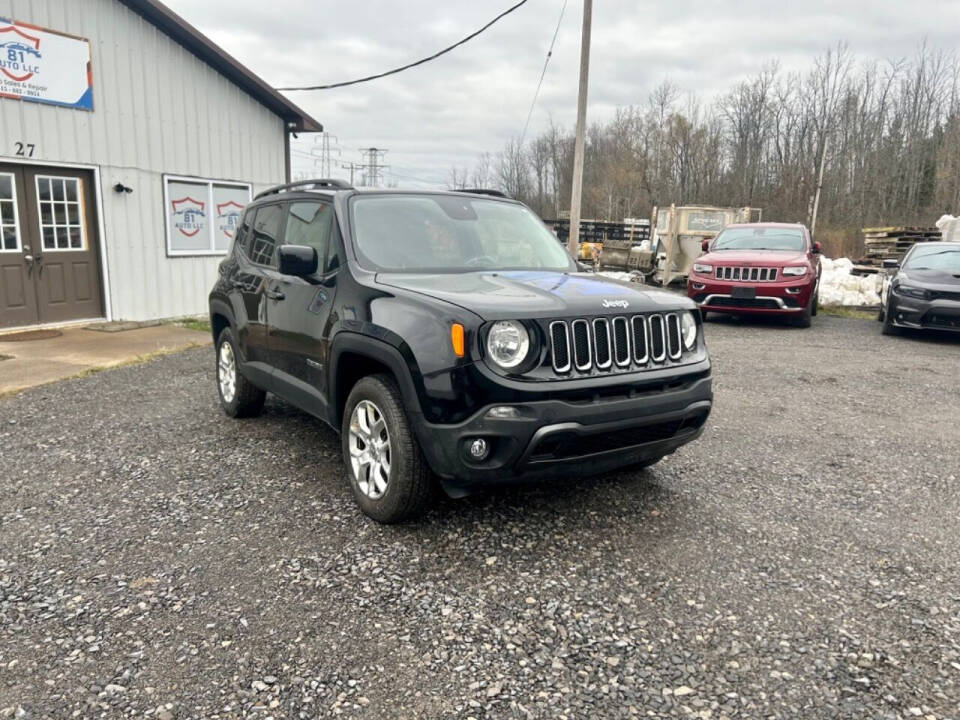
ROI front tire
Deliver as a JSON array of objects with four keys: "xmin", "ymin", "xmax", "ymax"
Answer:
[
  {"xmin": 216, "ymin": 327, "xmax": 266, "ymax": 418},
  {"xmin": 341, "ymin": 374, "xmax": 434, "ymax": 523},
  {"xmin": 881, "ymin": 303, "xmax": 901, "ymax": 336},
  {"xmin": 793, "ymin": 294, "xmax": 813, "ymax": 328}
]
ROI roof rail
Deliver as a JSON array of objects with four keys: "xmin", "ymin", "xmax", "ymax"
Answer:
[
  {"xmin": 254, "ymin": 178, "xmax": 353, "ymax": 200},
  {"xmin": 459, "ymin": 188, "xmax": 508, "ymax": 198}
]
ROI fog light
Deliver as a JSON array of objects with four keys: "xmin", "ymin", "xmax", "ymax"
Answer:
[
  {"xmin": 486, "ymin": 405, "xmax": 520, "ymax": 419},
  {"xmin": 468, "ymin": 438, "xmax": 489, "ymax": 460},
  {"xmin": 691, "ymin": 282, "xmax": 705, "ymax": 290},
  {"xmin": 785, "ymin": 287, "xmax": 802, "ymax": 294}
]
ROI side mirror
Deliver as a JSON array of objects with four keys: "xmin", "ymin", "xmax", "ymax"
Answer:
[
  {"xmin": 882, "ymin": 258, "xmax": 900, "ymax": 269},
  {"xmin": 812, "ymin": 241, "xmax": 822, "ymax": 254},
  {"xmin": 700, "ymin": 239, "xmax": 710, "ymax": 253},
  {"xmin": 278, "ymin": 245, "xmax": 318, "ymax": 277}
]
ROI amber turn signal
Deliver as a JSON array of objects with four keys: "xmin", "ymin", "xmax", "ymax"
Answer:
[{"xmin": 450, "ymin": 323, "xmax": 465, "ymax": 358}]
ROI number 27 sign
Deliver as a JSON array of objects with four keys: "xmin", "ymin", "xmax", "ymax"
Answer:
[{"xmin": 0, "ymin": 18, "xmax": 93, "ymax": 111}]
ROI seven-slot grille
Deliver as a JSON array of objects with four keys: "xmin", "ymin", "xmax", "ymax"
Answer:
[
  {"xmin": 550, "ymin": 314, "xmax": 684, "ymax": 373},
  {"xmin": 714, "ymin": 266, "xmax": 778, "ymax": 281}
]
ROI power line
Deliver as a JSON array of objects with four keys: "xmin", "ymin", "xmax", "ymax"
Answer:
[
  {"xmin": 275, "ymin": 0, "xmax": 531, "ymax": 91},
  {"xmin": 341, "ymin": 161, "xmax": 365, "ymax": 185},
  {"xmin": 519, "ymin": 0, "xmax": 568, "ymax": 147},
  {"xmin": 389, "ymin": 169, "xmax": 446, "ymax": 185}
]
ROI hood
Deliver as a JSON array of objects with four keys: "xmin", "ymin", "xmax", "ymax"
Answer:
[
  {"xmin": 899, "ymin": 268, "xmax": 960, "ymax": 291},
  {"xmin": 376, "ymin": 270, "xmax": 693, "ymax": 320},
  {"xmin": 702, "ymin": 249, "xmax": 808, "ymax": 266}
]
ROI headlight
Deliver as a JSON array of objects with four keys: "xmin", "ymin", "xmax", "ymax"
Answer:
[
  {"xmin": 894, "ymin": 284, "xmax": 927, "ymax": 299},
  {"xmin": 782, "ymin": 266, "xmax": 807, "ymax": 276},
  {"xmin": 692, "ymin": 263, "xmax": 713, "ymax": 273},
  {"xmin": 486, "ymin": 320, "xmax": 530, "ymax": 370},
  {"xmin": 680, "ymin": 311, "xmax": 697, "ymax": 350}
]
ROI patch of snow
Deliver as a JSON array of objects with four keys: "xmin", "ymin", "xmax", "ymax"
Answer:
[
  {"xmin": 819, "ymin": 257, "xmax": 882, "ymax": 307},
  {"xmin": 936, "ymin": 214, "xmax": 959, "ymax": 242}
]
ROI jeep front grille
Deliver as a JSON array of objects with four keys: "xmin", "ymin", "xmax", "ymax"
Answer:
[
  {"xmin": 550, "ymin": 313, "xmax": 686, "ymax": 374},
  {"xmin": 714, "ymin": 266, "xmax": 778, "ymax": 281}
]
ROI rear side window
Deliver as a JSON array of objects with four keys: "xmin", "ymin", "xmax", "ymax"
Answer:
[
  {"xmin": 284, "ymin": 202, "xmax": 333, "ymax": 267},
  {"xmin": 248, "ymin": 204, "xmax": 283, "ymax": 267},
  {"xmin": 233, "ymin": 208, "xmax": 254, "ymax": 255}
]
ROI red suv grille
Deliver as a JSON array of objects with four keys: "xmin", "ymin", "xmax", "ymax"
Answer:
[{"xmin": 715, "ymin": 266, "xmax": 778, "ymax": 281}]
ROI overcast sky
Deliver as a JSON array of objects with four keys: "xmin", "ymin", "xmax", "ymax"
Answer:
[{"xmin": 165, "ymin": 0, "xmax": 958, "ymax": 188}]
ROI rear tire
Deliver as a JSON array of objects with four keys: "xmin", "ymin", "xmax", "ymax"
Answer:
[
  {"xmin": 341, "ymin": 374, "xmax": 434, "ymax": 523},
  {"xmin": 216, "ymin": 327, "xmax": 266, "ymax": 418}
]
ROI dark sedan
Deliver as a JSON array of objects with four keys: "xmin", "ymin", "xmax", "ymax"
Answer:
[{"xmin": 880, "ymin": 241, "xmax": 960, "ymax": 335}]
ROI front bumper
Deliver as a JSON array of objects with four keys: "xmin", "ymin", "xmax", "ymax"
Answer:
[
  {"xmin": 887, "ymin": 294, "xmax": 960, "ymax": 332},
  {"xmin": 409, "ymin": 364, "xmax": 713, "ymax": 496},
  {"xmin": 688, "ymin": 274, "xmax": 814, "ymax": 314}
]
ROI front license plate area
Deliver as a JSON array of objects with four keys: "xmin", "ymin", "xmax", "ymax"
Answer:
[{"xmin": 731, "ymin": 286, "xmax": 756, "ymax": 299}]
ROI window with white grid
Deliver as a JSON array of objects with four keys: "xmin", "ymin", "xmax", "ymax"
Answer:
[
  {"xmin": 0, "ymin": 173, "xmax": 21, "ymax": 252},
  {"xmin": 36, "ymin": 176, "xmax": 85, "ymax": 251}
]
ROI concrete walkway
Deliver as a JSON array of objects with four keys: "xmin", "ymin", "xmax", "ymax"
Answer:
[{"xmin": 0, "ymin": 324, "xmax": 211, "ymax": 396}]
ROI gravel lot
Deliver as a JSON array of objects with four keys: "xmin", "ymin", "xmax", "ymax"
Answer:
[{"xmin": 1, "ymin": 315, "xmax": 959, "ymax": 719}]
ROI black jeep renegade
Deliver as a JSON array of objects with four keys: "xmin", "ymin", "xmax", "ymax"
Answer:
[{"xmin": 209, "ymin": 180, "xmax": 712, "ymax": 523}]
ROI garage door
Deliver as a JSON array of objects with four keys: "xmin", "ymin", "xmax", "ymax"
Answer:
[{"xmin": 0, "ymin": 164, "xmax": 104, "ymax": 329}]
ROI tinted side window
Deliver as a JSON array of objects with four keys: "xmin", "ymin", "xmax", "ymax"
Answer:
[
  {"xmin": 233, "ymin": 208, "xmax": 254, "ymax": 255},
  {"xmin": 284, "ymin": 202, "xmax": 333, "ymax": 266},
  {"xmin": 249, "ymin": 204, "xmax": 283, "ymax": 267}
]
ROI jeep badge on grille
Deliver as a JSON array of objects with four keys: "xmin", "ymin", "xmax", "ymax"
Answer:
[{"xmin": 601, "ymin": 299, "xmax": 630, "ymax": 309}]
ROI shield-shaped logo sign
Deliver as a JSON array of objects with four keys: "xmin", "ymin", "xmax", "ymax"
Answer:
[
  {"xmin": 216, "ymin": 201, "xmax": 244, "ymax": 239},
  {"xmin": 0, "ymin": 25, "xmax": 42, "ymax": 82},
  {"xmin": 171, "ymin": 197, "xmax": 206, "ymax": 238}
]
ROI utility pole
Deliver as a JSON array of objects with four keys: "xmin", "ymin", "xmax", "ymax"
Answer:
[
  {"xmin": 341, "ymin": 161, "xmax": 364, "ymax": 186},
  {"xmin": 567, "ymin": 0, "xmax": 592, "ymax": 257},
  {"xmin": 810, "ymin": 133, "xmax": 828, "ymax": 237}
]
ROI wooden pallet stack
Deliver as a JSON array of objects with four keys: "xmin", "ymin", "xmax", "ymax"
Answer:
[{"xmin": 854, "ymin": 226, "xmax": 942, "ymax": 274}]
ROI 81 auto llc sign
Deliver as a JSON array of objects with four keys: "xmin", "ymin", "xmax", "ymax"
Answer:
[{"xmin": 0, "ymin": 19, "xmax": 93, "ymax": 111}]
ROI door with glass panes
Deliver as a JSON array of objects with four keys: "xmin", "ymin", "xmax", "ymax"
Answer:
[{"xmin": 0, "ymin": 164, "xmax": 104, "ymax": 329}]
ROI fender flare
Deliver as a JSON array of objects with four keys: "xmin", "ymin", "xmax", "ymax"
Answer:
[
  {"xmin": 328, "ymin": 332, "xmax": 424, "ymax": 426},
  {"xmin": 208, "ymin": 298, "xmax": 235, "ymax": 342}
]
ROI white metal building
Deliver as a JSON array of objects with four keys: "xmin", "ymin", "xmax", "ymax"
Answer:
[{"xmin": 0, "ymin": 0, "xmax": 321, "ymax": 329}]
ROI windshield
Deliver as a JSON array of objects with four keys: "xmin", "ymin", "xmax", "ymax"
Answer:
[
  {"xmin": 902, "ymin": 245, "xmax": 960, "ymax": 272},
  {"xmin": 712, "ymin": 226, "xmax": 806, "ymax": 252},
  {"xmin": 349, "ymin": 194, "xmax": 575, "ymax": 273}
]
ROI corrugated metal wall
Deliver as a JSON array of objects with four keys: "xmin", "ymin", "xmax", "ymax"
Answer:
[{"xmin": 0, "ymin": 0, "xmax": 287, "ymax": 320}]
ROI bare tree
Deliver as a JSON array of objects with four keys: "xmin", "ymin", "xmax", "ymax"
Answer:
[
  {"xmin": 467, "ymin": 41, "xmax": 960, "ymax": 255},
  {"xmin": 447, "ymin": 167, "xmax": 469, "ymax": 191}
]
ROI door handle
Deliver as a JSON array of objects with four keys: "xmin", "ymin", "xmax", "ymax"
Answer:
[{"xmin": 265, "ymin": 288, "xmax": 285, "ymax": 301}]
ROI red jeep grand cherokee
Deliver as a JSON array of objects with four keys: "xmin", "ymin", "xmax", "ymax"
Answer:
[{"xmin": 687, "ymin": 222, "xmax": 821, "ymax": 327}]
